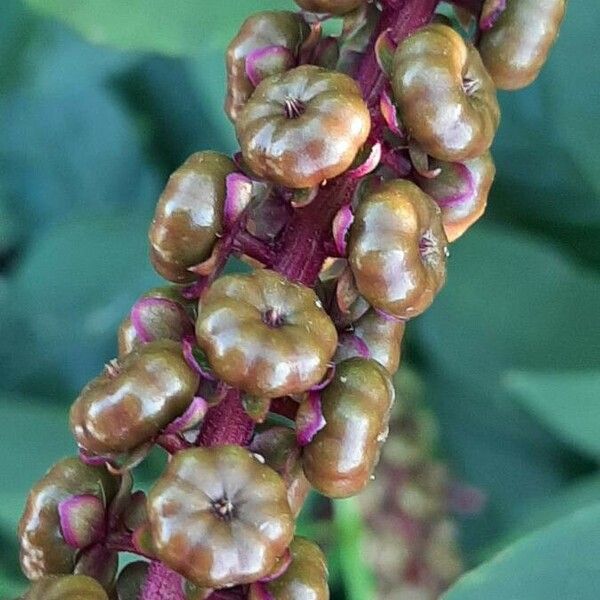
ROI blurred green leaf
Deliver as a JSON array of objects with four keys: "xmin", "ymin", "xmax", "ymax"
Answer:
[
  {"xmin": 417, "ymin": 223, "xmax": 600, "ymax": 383},
  {"xmin": 0, "ymin": 23, "xmax": 160, "ymax": 237},
  {"xmin": 333, "ymin": 498, "xmax": 377, "ymax": 600},
  {"xmin": 485, "ymin": 472, "xmax": 600, "ymax": 560},
  {"xmin": 443, "ymin": 502, "xmax": 600, "ymax": 600},
  {"xmin": 506, "ymin": 371, "xmax": 600, "ymax": 459},
  {"xmin": 12, "ymin": 212, "xmax": 160, "ymax": 395},
  {"xmin": 490, "ymin": 0, "xmax": 600, "ymax": 230},
  {"xmin": 413, "ymin": 224, "xmax": 600, "ymax": 553},
  {"xmin": 0, "ymin": 394, "xmax": 73, "ymax": 508},
  {"xmin": 24, "ymin": 0, "xmax": 293, "ymax": 56},
  {"xmin": 421, "ymin": 372, "xmax": 575, "ymax": 557},
  {"xmin": 189, "ymin": 49, "xmax": 238, "ymax": 155},
  {"xmin": 113, "ymin": 55, "xmax": 233, "ymax": 166},
  {"xmin": 542, "ymin": 1, "xmax": 600, "ymax": 201},
  {"xmin": 0, "ymin": 188, "xmax": 20, "ymax": 257}
]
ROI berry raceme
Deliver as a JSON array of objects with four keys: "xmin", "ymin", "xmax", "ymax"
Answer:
[{"xmin": 16, "ymin": 1, "xmax": 566, "ymax": 598}]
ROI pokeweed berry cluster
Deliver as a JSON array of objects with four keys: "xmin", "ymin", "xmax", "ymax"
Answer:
[{"xmin": 16, "ymin": 0, "xmax": 566, "ymax": 598}]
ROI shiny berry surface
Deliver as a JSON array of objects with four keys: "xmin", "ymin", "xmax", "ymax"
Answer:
[
  {"xmin": 392, "ymin": 23, "xmax": 500, "ymax": 161},
  {"xmin": 301, "ymin": 358, "xmax": 394, "ymax": 498},
  {"xmin": 249, "ymin": 537, "xmax": 329, "ymax": 600},
  {"xmin": 70, "ymin": 340, "xmax": 199, "ymax": 454},
  {"xmin": 18, "ymin": 458, "xmax": 119, "ymax": 580},
  {"xmin": 226, "ymin": 11, "xmax": 310, "ymax": 122},
  {"xmin": 335, "ymin": 309, "xmax": 405, "ymax": 374},
  {"xmin": 21, "ymin": 574, "xmax": 109, "ymax": 600},
  {"xmin": 348, "ymin": 179, "xmax": 447, "ymax": 320},
  {"xmin": 236, "ymin": 65, "xmax": 371, "ymax": 188},
  {"xmin": 479, "ymin": 0, "xmax": 567, "ymax": 90},
  {"xmin": 294, "ymin": 0, "xmax": 364, "ymax": 16},
  {"xmin": 147, "ymin": 445, "xmax": 294, "ymax": 588},
  {"xmin": 415, "ymin": 151, "xmax": 496, "ymax": 242},
  {"xmin": 149, "ymin": 152, "xmax": 236, "ymax": 283},
  {"xmin": 195, "ymin": 269, "xmax": 338, "ymax": 397}
]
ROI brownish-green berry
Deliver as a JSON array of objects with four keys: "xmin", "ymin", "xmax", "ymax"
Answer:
[
  {"xmin": 348, "ymin": 179, "xmax": 447, "ymax": 320},
  {"xmin": 392, "ymin": 24, "xmax": 499, "ymax": 161},
  {"xmin": 147, "ymin": 445, "xmax": 294, "ymax": 589},
  {"xmin": 236, "ymin": 65, "xmax": 370, "ymax": 188},
  {"xmin": 226, "ymin": 11, "xmax": 310, "ymax": 122},
  {"xmin": 18, "ymin": 458, "xmax": 119, "ymax": 580},
  {"xmin": 479, "ymin": 0, "xmax": 567, "ymax": 90},
  {"xmin": 70, "ymin": 340, "xmax": 199, "ymax": 455},
  {"xmin": 300, "ymin": 358, "xmax": 394, "ymax": 498},
  {"xmin": 149, "ymin": 152, "xmax": 236, "ymax": 283},
  {"xmin": 195, "ymin": 269, "xmax": 338, "ymax": 397},
  {"xmin": 249, "ymin": 537, "xmax": 329, "ymax": 599},
  {"xmin": 21, "ymin": 574, "xmax": 109, "ymax": 599}
]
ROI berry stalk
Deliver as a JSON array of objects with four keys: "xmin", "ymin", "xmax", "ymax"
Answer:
[{"xmin": 141, "ymin": 1, "xmax": 439, "ymax": 597}]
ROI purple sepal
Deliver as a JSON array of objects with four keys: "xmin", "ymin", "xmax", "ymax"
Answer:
[
  {"xmin": 245, "ymin": 45, "xmax": 295, "ymax": 87},
  {"xmin": 182, "ymin": 336, "xmax": 217, "ymax": 381},
  {"xmin": 130, "ymin": 296, "xmax": 193, "ymax": 343},
  {"xmin": 428, "ymin": 162, "xmax": 476, "ymax": 209},
  {"xmin": 337, "ymin": 332, "xmax": 371, "ymax": 360},
  {"xmin": 248, "ymin": 582, "xmax": 274, "ymax": 600},
  {"xmin": 348, "ymin": 143, "xmax": 382, "ymax": 178},
  {"xmin": 479, "ymin": 0, "xmax": 506, "ymax": 30},
  {"xmin": 164, "ymin": 396, "xmax": 209, "ymax": 435},
  {"xmin": 224, "ymin": 172, "xmax": 254, "ymax": 228},
  {"xmin": 332, "ymin": 205, "xmax": 354, "ymax": 257},
  {"xmin": 382, "ymin": 148, "xmax": 412, "ymax": 177},
  {"xmin": 259, "ymin": 548, "xmax": 292, "ymax": 582},
  {"xmin": 78, "ymin": 449, "xmax": 108, "ymax": 467},
  {"xmin": 58, "ymin": 494, "xmax": 106, "ymax": 549},
  {"xmin": 310, "ymin": 363, "xmax": 336, "ymax": 391},
  {"xmin": 296, "ymin": 391, "xmax": 327, "ymax": 447},
  {"xmin": 380, "ymin": 89, "xmax": 403, "ymax": 136},
  {"xmin": 374, "ymin": 28, "xmax": 395, "ymax": 77}
]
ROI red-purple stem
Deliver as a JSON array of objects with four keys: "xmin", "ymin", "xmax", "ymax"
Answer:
[
  {"xmin": 196, "ymin": 387, "xmax": 255, "ymax": 447},
  {"xmin": 142, "ymin": 561, "xmax": 187, "ymax": 600},
  {"xmin": 233, "ymin": 230, "xmax": 277, "ymax": 266},
  {"xmin": 142, "ymin": 2, "xmax": 438, "ymax": 597}
]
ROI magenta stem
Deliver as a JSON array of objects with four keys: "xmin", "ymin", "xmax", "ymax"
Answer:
[
  {"xmin": 196, "ymin": 387, "xmax": 254, "ymax": 447},
  {"xmin": 233, "ymin": 230, "xmax": 277, "ymax": 266},
  {"xmin": 141, "ymin": 561, "xmax": 186, "ymax": 600},
  {"xmin": 106, "ymin": 532, "xmax": 154, "ymax": 560},
  {"xmin": 142, "ymin": 1, "xmax": 439, "ymax": 597}
]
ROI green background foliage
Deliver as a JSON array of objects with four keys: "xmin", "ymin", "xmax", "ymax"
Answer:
[{"xmin": 0, "ymin": 0, "xmax": 598, "ymax": 597}]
